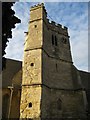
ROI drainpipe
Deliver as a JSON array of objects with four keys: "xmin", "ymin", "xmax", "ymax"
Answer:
[{"xmin": 8, "ymin": 84, "xmax": 14, "ymax": 119}]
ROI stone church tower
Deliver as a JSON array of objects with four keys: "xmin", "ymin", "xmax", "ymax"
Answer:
[{"xmin": 20, "ymin": 3, "xmax": 87, "ymax": 119}]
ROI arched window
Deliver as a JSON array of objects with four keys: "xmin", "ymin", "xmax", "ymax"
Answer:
[
  {"xmin": 57, "ymin": 98, "xmax": 62, "ymax": 110},
  {"xmin": 2, "ymin": 94, "xmax": 10, "ymax": 118}
]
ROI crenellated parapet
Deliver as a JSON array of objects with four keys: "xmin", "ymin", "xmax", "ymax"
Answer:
[
  {"xmin": 31, "ymin": 3, "xmax": 44, "ymax": 9},
  {"xmin": 30, "ymin": 3, "xmax": 47, "ymax": 16},
  {"xmin": 49, "ymin": 21, "xmax": 68, "ymax": 31},
  {"xmin": 44, "ymin": 18, "xmax": 68, "ymax": 36},
  {"xmin": 20, "ymin": 3, "xmax": 87, "ymax": 119},
  {"xmin": 30, "ymin": 3, "xmax": 68, "ymax": 36}
]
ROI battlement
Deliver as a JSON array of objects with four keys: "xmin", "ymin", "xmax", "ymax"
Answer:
[
  {"xmin": 31, "ymin": 3, "xmax": 44, "ymax": 9},
  {"xmin": 30, "ymin": 3, "xmax": 68, "ymax": 36},
  {"xmin": 45, "ymin": 19, "xmax": 68, "ymax": 36},
  {"xmin": 30, "ymin": 3, "xmax": 47, "ymax": 16},
  {"xmin": 50, "ymin": 20, "xmax": 68, "ymax": 30}
]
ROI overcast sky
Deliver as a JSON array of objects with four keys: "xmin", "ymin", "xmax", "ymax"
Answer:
[{"xmin": 5, "ymin": 2, "xmax": 89, "ymax": 72}]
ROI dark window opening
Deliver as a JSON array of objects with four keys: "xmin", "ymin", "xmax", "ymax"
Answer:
[
  {"xmin": 52, "ymin": 35, "xmax": 58, "ymax": 46},
  {"xmin": 29, "ymin": 102, "xmax": 32, "ymax": 108},
  {"xmin": 34, "ymin": 25, "xmax": 37, "ymax": 28},
  {"xmin": 57, "ymin": 99, "xmax": 62, "ymax": 110},
  {"xmin": 56, "ymin": 63, "xmax": 57, "ymax": 70},
  {"xmin": 55, "ymin": 36, "xmax": 57, "ymax": 46},
  {"xmin": 30, "ymin": 63, "xmax": 34, "ymax": 66},
  {"xmin": 52, "ymin": 35, "xmax": 54, "ymax": 45}
]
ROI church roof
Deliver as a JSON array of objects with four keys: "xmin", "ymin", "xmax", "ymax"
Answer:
[
  {"xmin": 2, "ymin": 58, "xmax": 90, "ymax": 90},
  {"xmin": 2, "ymin": 58, "xmax": 22, "ymax": 88}
]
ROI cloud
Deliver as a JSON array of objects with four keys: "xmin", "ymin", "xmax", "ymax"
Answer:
[
  {"xmin": 5, "ymin": 2, "xmax": 88, "ymax": 72},
  {"xmin": 45, "ymin": 2, "xmax": 88, "ymax": 71},
  {"xmin": 70, "ymin": 29, "xmax": 88, "ymax": 69},
  {"xmin": 19, "ymin": 0, "xmax": 89, "ymax": 2},
  {"xmin": 5, "ymin": 2, "xmax": 32, "ymax": 60}
]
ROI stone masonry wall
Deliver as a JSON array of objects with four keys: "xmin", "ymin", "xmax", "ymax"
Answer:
[
  {"xmin": 43, "ymin": 15, "xmax": 72, "ymax": 63},
  {"xmin": 20, "ymin": 48, "xmax": 42, "ymax": 118},
  {"xmin": 22, "ymin": 49, "xmax": 42, "ymax": 85},
  {"xmin": 41, "ymin": 86, "xmax": 86, "ymax": 119},
  {"xmin": 20, "ymin": 86, "xmax": 41, "ymax": 119},
  {"xmin": 20, "ymin": 3, "xmax": 87, "ymax": 119},
  {"xmin": 42, "ymin": 51, "xmax": 73, "ymax": 89},
  {"xmin": 20, "ymin": 4, "xmax": 43, "ymax": 118}
]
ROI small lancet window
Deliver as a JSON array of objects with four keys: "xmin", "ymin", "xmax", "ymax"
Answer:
[
  {"xmin": 57, "ymin": 98, "xmax": 62, "ymax": 110},
  {"xmin": 52, "ymin": 35, "xmax": 54, "ymax": 45},
  {"xmin": 56, "ymin": 63, "xmax": 57, "ymax": 71},
  {"xmin": 55, "ymin": 36, "xmax": 57, "ymax": 46}
]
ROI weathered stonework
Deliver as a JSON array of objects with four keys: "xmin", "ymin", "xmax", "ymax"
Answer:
[
  {"xmin": 20, "ymin": 3, "xmax": 87, "ymax": 119},
  {"xmin": 2, "ymin": 3, "xmax": 90, "ymax": 119},
  {"xmin": 20, "ymin": 86, "xmax": 41, "ymax": 119}
]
